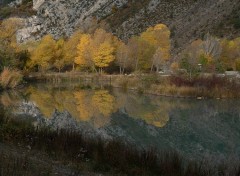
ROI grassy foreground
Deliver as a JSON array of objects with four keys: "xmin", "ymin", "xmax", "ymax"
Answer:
[{"xmin": 1, "ymin": 109, "xmax": 240, "ymax": 175}]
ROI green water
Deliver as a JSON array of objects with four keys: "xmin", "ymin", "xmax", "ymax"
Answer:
[{"xmin": 2, "ymin": 83, "xmax": 240, "ymax": 159}]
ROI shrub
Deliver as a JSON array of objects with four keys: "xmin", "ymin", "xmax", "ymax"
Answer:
[
  {"xmin": 0, "ymin": 67, "xmax": 23, "ymax": 89},
  {"xmin": 235, "ymin": 58, "xmax": 240, "ymax": 71},
  {"xmin": 233, "ymin": 18, "xmax": 240, "ymax": 29}
]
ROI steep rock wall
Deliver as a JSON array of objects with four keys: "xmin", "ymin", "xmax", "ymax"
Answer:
[{"xmin": 17, "ymin": 0, "xmax": 240, "ymax": 52}]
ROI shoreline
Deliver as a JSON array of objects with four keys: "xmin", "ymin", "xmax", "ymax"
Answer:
[{"xmin": 23, "ymin": 72, "xmax": 240, "ymax": 99}]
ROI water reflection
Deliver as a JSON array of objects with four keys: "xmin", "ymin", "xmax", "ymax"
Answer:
[
  {"xmin": 74, "ymin": 90, "xmax": 116, "ymax": 128},
  {"xmin": 2, "ymin": 84, "xmax": 240, "ymax": 159},
  {"xmin": 11, "ymin": 85, "xmax": 177, "ymax": 128}
]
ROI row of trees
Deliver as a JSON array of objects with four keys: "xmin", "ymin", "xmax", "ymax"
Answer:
[
  {"xmin": 1, "ymin": 17, "xmax": 240, "ymax": 75},
  {"xmin": 26, "ymin": 23, "xmax": 171, "ymax": 74},
  {"xmin": 177, "ymin": 34, "xmax": 240, "ymax": 79}
]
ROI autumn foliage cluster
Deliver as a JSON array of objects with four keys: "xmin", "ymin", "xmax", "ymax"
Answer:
[
  {"xmin": 175, "ymin": 34, "xmax": 240, "ymax": 79},
  {"xmin": 1, "ymin": 17, "xmax": 240, "ymax": 76},
  {"xmin": 25, "ymin": 23, "xmax": 171, "ymax": 74}
]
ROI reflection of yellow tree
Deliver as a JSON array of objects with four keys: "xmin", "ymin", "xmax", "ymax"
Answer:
[
  {"xmin": 27, "ymin": 86, "xmax": 56, "ymax": 118},
  {"xmin": 92, "ymin": 90, "xmax": 115, "ymax": 117},
  {"xmin": 74, "ymin": 90, "xmax": 116, "ymax": 128},
  {"xmin": 27, "ymin": 86, "xmax": 82, "ymax": 119},
  {"xmin": 144, "ymin": 111, "xmax": 169, "ymax": 128},
  {"xmin": 74, "ymin": 91, "xmax": 93, "ymax": 122},
  {"xmin": 53, "ymin": 90, "xmax": 79, "ymax": 118},
  {"xmin": 112, "ymin": 91, "xmax": 174, "ymax": 128},
  {"xmin": 26, "ymin": 86, "xmax": 117, "ymax": 128}
]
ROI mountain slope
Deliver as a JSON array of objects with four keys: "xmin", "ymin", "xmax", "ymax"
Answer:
[{"xmin": 14, "ymin": 0, "xmax": 240, "ymax": 52}]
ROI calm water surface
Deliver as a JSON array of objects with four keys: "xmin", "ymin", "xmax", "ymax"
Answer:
[{"xmin": 2, "ymin": 83, "xmax": 240, "ymax": 160}]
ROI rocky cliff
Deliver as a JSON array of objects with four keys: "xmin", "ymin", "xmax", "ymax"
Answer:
[{"xmin": 16, "ymin": 0, "xmax": 240, "ymax": 51}]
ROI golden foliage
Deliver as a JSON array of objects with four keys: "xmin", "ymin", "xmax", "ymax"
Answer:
[
  {"xmin": 54, "ymin": 38, "xmax": 66, "ymax": 72},
  {"xmin": 92, "ymin": 41, "xmax": 115, "ymax": 69},
  {"xmin": 30, "ymin": 35, "xmax": 56, "ymax": 71},
  {"xmin": 0, "ymin": 18, "xmax": 23, "ymax": 51},
  {"xmin": 64, "ymin": 30, "xmax": 83, "ymax": 70},
  {"xmin": 75, "ymin": 34, "xmax": 92, "ymax": 67},
  {"xmin": 92, "ymin": 90, "xmax": 115, "ymax": 117},
  {"xmin": 74, "ymin": 91, "xmax": 93, "ymax": 121}
]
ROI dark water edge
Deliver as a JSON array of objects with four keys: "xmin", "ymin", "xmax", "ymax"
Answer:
[{"xmin": 1, "ymin": 111, "xmax": 240, "ymax": 176}]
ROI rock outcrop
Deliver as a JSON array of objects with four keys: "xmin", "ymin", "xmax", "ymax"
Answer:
[{"xmin": 17, "ymin": 0, "xmax": 240, "ymax": 51}]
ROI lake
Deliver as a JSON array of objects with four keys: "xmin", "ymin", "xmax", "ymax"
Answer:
[{"xmin": 2, "ymin": 83, "xmax": 240, "ymax": 161}]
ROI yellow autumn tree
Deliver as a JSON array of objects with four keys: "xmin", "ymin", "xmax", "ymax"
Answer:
[
  {"xmin": 220, "ymin": 37, "xmax": 240, "ymax": 71},
  {"xmin": 0, "ymin": 17, "xmax": 23, "ymax": 51},
  {"xmin": 141, "ymin": 24, "xmax": 170, "ymax": 49},
  {"xmin": 64, "ymin": 30, "xmax": 83, "ymax": 71},
  {"xmin": 30, "ymin": 35, "xmax": 56, "ymax": 71},
  {"xmin": 75, "ymin": 34, "xmax": 92, "ymax": 68},
  {"xmin": 93, "ymin": 41, "xmax": 115, "ymax": 73},
  {"xmin": 140, "ymin": 23, "xmax": 171, "ymax": 72},
  {"xmin": 0, "ymin": 18, "xmax": 24, "ymax": 70},
  {"xmin": 54, "ymin": 38, "xmax": 65, "ymax": 72}
]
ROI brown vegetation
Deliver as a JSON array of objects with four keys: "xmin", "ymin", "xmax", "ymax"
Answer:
[
  {"xmin": 0, "ymin": 109, "xmax": 240, "ymax": 175},
  {"xmin": 0, "ymin": 67, "xmax": 23, "ymax": 89}
]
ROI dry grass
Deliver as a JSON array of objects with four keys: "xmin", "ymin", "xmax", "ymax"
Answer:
[
  {"xmin": 0, "ymin": 67, "xmax": 23, "ymax": 89},
  {"xmin": 0, "ymin": 152, "xmax": 52, "ymax": 176},
  {"xmin": 112, "ymin": 74, "xmax": 240, "ymax": 98}
]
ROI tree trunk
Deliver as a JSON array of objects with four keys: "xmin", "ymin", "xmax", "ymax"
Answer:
[
  {"xmin": 72, "ymin": 63, "xmax": 75, "ymax": 72},
  {"xmin": 151, "ymin": 58, "xmax": 154, "ymax": 72}
]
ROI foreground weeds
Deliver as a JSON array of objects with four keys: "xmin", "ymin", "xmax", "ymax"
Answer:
[{"xmin": 0, "ymin": 110, "xmax": 240, "ymax": 176}]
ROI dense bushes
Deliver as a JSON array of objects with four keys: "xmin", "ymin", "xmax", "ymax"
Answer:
[{"xmin": 0, "ymin": 67, "xmax": 23, "ymax": 89}]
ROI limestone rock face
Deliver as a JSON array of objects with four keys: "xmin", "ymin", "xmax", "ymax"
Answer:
[
  {"xmin": 17, "ymin": 0, "xmax": 240, "ymax": 51},
  {"xmin": 8, "ymin": 0, "xmax": 22, "ymax": 7},
  {"xmin": 33, "ymin": 0, "xmax": 45, "ymax": 10},
  {"xmin": 18, "ymin": 0, "xmax": 128, "ymax": 42}
]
